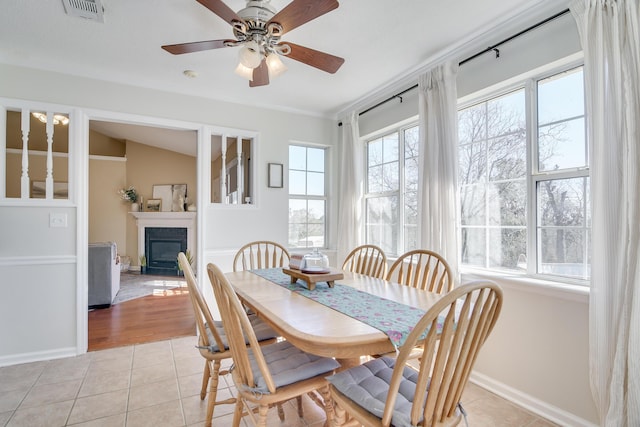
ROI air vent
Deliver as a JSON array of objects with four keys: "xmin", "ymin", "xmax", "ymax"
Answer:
[{"xmin": 62, "ymin": 0, "xmax": 104, "ymax": 23}]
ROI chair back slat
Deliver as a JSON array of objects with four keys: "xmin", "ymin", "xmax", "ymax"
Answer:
[
  {"xmin": 387, "ymin": 249, "xmax": 454, "ymax": 293},
  {"xmin": 207, "ymin": 262, "xmax": 277, "ymax": 393},
  {"xmin": 178, "ymin": 252, "xmax": 227, "ymax": 353},
  {"xmin": 233, "ymin": 241, "xmax": 290, "ymax": 272},
  {"xmin": 381, "ymin": 281, "xmax": 503, "ymax": 427},
  {"xmin": 342, "ymin": 245, "xmax": 388, "ymax": 279}
]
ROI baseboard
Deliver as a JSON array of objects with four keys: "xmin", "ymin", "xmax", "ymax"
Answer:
[
  {"xmin": 0, "ymin": 346, "xmax": 78, "ymax": 368},
  {"xmin": 469, "ymin": 372, "xmax": 598, "ymax": 427}
]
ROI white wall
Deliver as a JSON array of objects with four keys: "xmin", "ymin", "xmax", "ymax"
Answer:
[{"xmin": 0, "ymin": 64, "xmax": 338, "ymax": 365}]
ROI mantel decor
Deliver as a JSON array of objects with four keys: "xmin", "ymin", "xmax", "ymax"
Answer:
[
  {"xmin": 152, "ymin": 184, "xmax": 187, "ymax": 212},
  {"xmin": 146, "ymin": 199, "xmax": 162, "ymax": 212},
  {"xmin": 268, "ymin": 163, "xmax": 283, "ymax": 188}
]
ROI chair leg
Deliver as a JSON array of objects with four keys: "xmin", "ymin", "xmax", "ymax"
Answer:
[
  {"xmin": 232, "ymin": 398, "xmax": 244, "ymax": 427},
  {"xmin": 296, "ymin": 395, "xmax": 304, "ymax": 417},
  {"xmin": 258, "ymin": 404, "xmax": 269, "ymax": 427},
  {"xmin": 200, "ymin": 360, "xmax": 210, "ymax": 400},
  {"xmin": 276, "ymin": 402, "xmax": 285, "ymax": 421},
  {"xmin": 205, "ymin": 360, "xmax": 220, "ymax": 427},
  {"xmin": 318, "ymin": 385, "xmax": 335, "ymax": 425},
  {"xmin": 333, "ymin": 400, "xmax": 347, "ymax": 427}
]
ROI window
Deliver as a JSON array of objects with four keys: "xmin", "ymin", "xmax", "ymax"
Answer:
[
  {"xmin": 288, "ymin": 145, "xmax": 327, "ymax": 248},
  {"xmin": 364, "ymin": 124, "xmax": 419, "ymax": 257},
  {"xmin": 458, "ymin": 66, "xmax": 589, "ymax": 281}
]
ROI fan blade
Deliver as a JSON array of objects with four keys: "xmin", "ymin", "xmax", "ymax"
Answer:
[
  {"xmin": 249, "ymin": 60, "xmax": 270, "ymax": 87},
  {"xmin": 196, "ymin": 0, "xmax": 244, "ymax": 26},
  {"xmin": 268, "ymin": 0, "xmax": 339, "ymax": 35},
  {"xmin": 162, "ymin": 39, "xmax": 234, "ymax": 55},
  {"xmin": 283, "ymin": 42, "xmax": 344, "ymax": 74}
]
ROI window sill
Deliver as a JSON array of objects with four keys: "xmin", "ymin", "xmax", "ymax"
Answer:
[{"xmin": 460, "ymin": 267, "xmax": 590, "ymax": 304}]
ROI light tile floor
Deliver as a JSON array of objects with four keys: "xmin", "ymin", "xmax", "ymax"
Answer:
[{"xmin": 0, "ymin": 336, "xmax": 558, "ymax": 426}]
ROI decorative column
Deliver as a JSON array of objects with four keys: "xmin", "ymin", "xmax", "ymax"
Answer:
[
  {"xmin": 45, "ymin": 112, "xmax": 54, "ymax": 199},
  {"xmin": 20, "ymin": 108, "xmax": 30, "ymax": 199}
]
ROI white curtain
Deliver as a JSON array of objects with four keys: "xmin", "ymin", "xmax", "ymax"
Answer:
[
  {"xmin": 336, "ymin": 111, "xmax": 363, "ymax": 265},
  {"xmin": 417, "ymin": 61, "xmax": 460, "ymax": 280},
  {"xmin": 571, "ymin": 1, "xmax": 640, "ymax": 425}
]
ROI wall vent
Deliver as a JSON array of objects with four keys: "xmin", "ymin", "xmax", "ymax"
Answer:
[{"xmin": 62, "ymin": 0, "xmax": 104, "ymax": 23}]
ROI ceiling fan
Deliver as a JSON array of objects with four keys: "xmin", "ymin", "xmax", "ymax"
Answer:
[{"xmin": 162, "ymin": 0, "xmax": 345, "ymax": 87}]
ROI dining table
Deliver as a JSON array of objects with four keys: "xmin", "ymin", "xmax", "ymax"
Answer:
[{"xmin": 225, "ymin": 268, "xmax": 445, "ymax": 363}]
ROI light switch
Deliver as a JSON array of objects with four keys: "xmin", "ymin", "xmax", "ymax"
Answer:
[{"xmin": 50, "ymin": 212, "xmax": 68, "ymax": 228}]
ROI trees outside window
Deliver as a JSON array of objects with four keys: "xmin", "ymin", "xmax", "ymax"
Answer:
[
  {"xmin": 365, "ymin": 125, "xmax": 419, "ymax": 257},
  {"xmin": 288, "ymin": 145, "xmax": 327, "ymax": 248},
  {"xmin": 458, "ymin": 66, "xmax": 589, "ymax": 281}
]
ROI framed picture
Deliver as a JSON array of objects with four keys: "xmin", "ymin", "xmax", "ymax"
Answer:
[
  {"xmin": 31, "ymin": 181, "xmax": 68, "ymax": 199},
  {"xmin": 268, "ymin": 163, "xmax": 283, "ymax": 188},
  {"xmin": 146, "ymin": 199, "xmax": 162, "ymax": 212},
  {"xmin": 152, "ymin": 184, "xmax": 187, "ymax": 212}
]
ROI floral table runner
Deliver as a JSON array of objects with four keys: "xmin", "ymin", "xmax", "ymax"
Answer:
[{"xmin": 250, "ymin": 268, "xmax": 442, "ymax": 349}]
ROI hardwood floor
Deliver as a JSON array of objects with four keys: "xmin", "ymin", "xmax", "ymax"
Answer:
[{"xmin": 88, "ymin": 280, "xmax": 196, "ymax": 351}]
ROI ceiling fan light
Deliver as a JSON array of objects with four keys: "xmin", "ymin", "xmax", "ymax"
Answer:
[
  {"xmin": 238, "ymin": 41, "xmax": 262, "ymax": 69},
  {"xmin": 234, "ymin": 62, "xmax": 254, "ymax": 81},
  {"xmin": 266, "ymin": 53, "xmax": 287, "ymax": 79}
]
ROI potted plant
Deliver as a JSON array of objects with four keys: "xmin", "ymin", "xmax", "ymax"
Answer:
[
  {"xmin": 176, "ymin": 250, "xmax": 193, "ymax": 276},
  {"xmin": 139, "ymin": 254, "xmax": 147, "ymax": 274},
  {"xmin": 118, "ymin": 185, "xmax": 140, "ymax": 211}
]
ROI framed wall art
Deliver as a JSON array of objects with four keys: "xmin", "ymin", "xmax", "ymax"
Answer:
[
  {"xmin": 146, "ymin": 199, "xmax": 162, "ymax": 212},
  {"xmin": 268, "ymin": 163, "xmax": 283, "ymax": 188}
]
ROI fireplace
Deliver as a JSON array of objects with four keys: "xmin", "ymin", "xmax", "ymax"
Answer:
[
  {"xmin": 130, "ymin": 212, "xmax": 196, "ymax": 274},
  {"xmin": 145, "ymin": 227, "xmax": 187, "ymax": 275}
]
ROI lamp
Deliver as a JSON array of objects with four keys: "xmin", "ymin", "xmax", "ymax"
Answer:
[
  {"xmin": 266, "ymin": 53, "xmax": 287, "ymax": 78},
  {"xmin": 238, "ymin": 40, "xmax": 262, "ymax": 69},
  {"xmin": 234, "ymin": 62, "xmax": 254, "ymax": 81},
  {"xmin": 32, "ymin": 112, "xmax": 69, "ymax": 126}
]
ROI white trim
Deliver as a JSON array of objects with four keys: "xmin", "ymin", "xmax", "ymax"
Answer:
[
  {"xmin": 129, "ymin": 212, "xmax": 197, "ymax": 263},
  {"xmin": 469, "ymin": 371, "xmax": 598, "ymax": 427},
  {"xmin": 0, "ymin": 105, "xmax": 6, "ymax": 199},
  {"xmin": 0, "ymin": 255, "xmax": 76, "ymax": 266},
  {"xmin": 6, "ymin": 148, "xmax": 70, "ymax": 158},
  {"xmin": 461, "ymin": 268, "xmax": 589, "ymax": 304},
  {"xmin": 74, "ymin": 108, "xmax": 89, "ymax": 355},
  {"xmin": 458, "ymin": 52, "xmax": 584, "ymax": 106},
  {"xmin": 0, "ymin": 347, "xmax": 78, "ymax": 368}
]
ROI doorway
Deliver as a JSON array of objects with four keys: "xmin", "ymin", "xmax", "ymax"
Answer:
[{"xmin": 87, "ymin": 117, "xmax": 198, "ymax": 349}]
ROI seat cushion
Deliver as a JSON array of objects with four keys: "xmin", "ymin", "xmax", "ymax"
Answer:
[
  {"xmin": 326, "ymin": 356, "xmax": 421, "ymax": 427},
  {"xmin": 204, "ymin": 314, "xmax": 277, "ymax": 353},
  {"xmin": 246, "ymin": 340, "xmax": 340, "ymax": 393}
]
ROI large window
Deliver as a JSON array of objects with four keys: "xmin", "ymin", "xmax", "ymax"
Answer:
[
  {"xmin": 288, "ymin": 145, "xmax": 327, "ymax": 248},
  {"xmin": 364, "ymin": 125, "xmax": 419, "ymax": 257},
  {"xmin": 459, "ymin": 66, "xmax": 589, "ymax": 281}
]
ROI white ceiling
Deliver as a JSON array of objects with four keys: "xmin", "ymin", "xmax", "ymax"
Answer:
[{"xmin": 1, "ymin": 0, "xmax": 564, "ymax": 150}]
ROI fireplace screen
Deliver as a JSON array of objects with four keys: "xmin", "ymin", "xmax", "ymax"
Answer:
[{"xmin": 145, "ymin": 227, "xmax": 187, "ymax": 275}]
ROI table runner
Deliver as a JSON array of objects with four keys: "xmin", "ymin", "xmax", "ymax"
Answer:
[{"xmin": 250, "ymin": 268, "xmax": 442, "ymax": 349}]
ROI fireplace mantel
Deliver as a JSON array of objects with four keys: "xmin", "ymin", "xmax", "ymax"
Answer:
[
  {"xmin": 129, "ymin": 212, "xmax": 196, "ymax": 259},
  {"xmin": 130, "ymin": 212, "xmax": 196, "ymax": 221}
]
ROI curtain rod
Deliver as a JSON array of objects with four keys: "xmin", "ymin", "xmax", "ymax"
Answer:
[{"xmin": 338, "ymin": 8, "xmax": 570, "ymax": 126}]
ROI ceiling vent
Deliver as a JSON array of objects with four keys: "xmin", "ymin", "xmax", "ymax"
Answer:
[{"xmin": 62, "ymin": 0, "xmax": 104, "ymax": 23}]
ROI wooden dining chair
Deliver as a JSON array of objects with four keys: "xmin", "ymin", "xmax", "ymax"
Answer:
[
  {"xmin": 387, "ymin": 249, "xmax": 454, "ymax": 293},
  {"xmin": 232, "ymin": 240, "xmax": 290, "ymax": 271},
  {"xmin": 178, "ymin": 252, "xmax": 278, "ymax": 427},
  {"xmin": 328, "ymin": 281, "xmax": 503, "ymax": 427},
  {"xmin": 207, "ymin": 262, "xmax": 340, "ymax": 427},
  {"xmin": 342, "ymin": 244, "xmax": 388, "ymax": 279}
]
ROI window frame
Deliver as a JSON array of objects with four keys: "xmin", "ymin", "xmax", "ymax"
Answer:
[
  {"xmin": 287, "ymin": 143, "xmax": 329, "ymax": 250},
  {"xmin": 458, "ymin": 62, "xmax": 589, "ymax": 285},
  {"xmin": 363, "ymin": 121, "xmax": 419, "ymax": 258}
]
